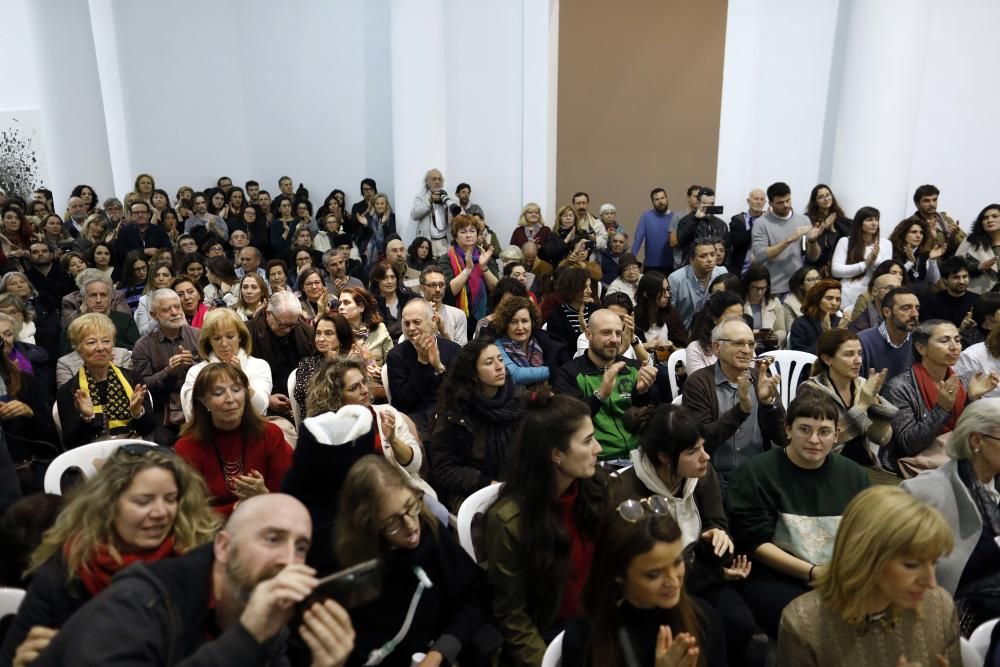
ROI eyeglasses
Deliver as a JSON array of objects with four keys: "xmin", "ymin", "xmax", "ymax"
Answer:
[
  {"xmin": 616, "ymin": 495, "xmax": 671, "ymax": 523},
  {"xmin": 421, "ymin": 282, "xmax": 446, "ymax": 289},
  {"xmin": 717, "ymin": 339, "xmax": 756, "ymax": 350},
  {"xmin": 268, "ymin": 311, "xmax": 299, "ymax": 330},
  {"xmin": 382, "ymin": 494, "xmax": 424, "ymax": 536},
  {"xmin": 977, "ymin": 433, "xmax": 1000, "ymax": 444}
]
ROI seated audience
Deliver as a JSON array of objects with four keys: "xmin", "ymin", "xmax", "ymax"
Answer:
[
  {"xmin": 60, "ymin": 271, "xmax": 140, "ymax": 353},
  {"xmin": 493, "ymin": 296, "xmax": 567, "ymax": 387},
  {"xmin": 430, "ymin": 340, "xmax": 524, "ymax": 511},
  {"xmin": 292, "ymin": 313, "xmax": 354, "ymax": 423},
  {"xmin": 233, "ymin": 273, "xmax": 268, "ymax": 321},
  {"xmin": 901, "ymin": 399, "xmax": 1000, "ymax": 636},
  {"xmin": 848, "ymin": 264, "xmax": 902, "ymax": 333},
  {"xmin": 265, "ymin": 258, "xmax": 289, "ymax": 293},
  {"xmin": 55, "ymin": 313, "xmax": 154, "ymax": 448},
  {"xmin": 956, "ymin": 203, "xmax": 1000, "ymax": 294},
  {"xmin": 368, "ymin": 260, "xmax": 412, "ymax": 341},
  {"xmin": 181, "ymin": 308, "xmax": 271, "ymax": 421},
  {"xmin": 337, "ymin": 286, "xmax": 393, "ymax": 370},
  {"xmin": 0, "ymin": 445, "xmax": 219, "ymax": 666},
  {"xmin": 134, "ymin": 260, "xmax": 176, "ymax": 335},
  {"xmin": 960, "ymin": 291, "xmax": 1000, "ymax": 349},
  {"xmin": 25, "ymin": 493, "xmax": 355, "ymax": 665},
  {"xmin": 798, "ymin": 329, "xmax": 897, "ymax": 466},
  {"xmin": 858, "ymin": 286, "xmax": 919, "ymax": 378},
  {"xmin": 574, "ymin": 293, "xmax": 652, "ymax": 366},
  {"xmin": 685, "ymin": 291, "xmax": 745, "ymax": 374},
  {"xmin": 176, "ymin": 363, "xmax": 292, "ymax": 517},
  {"xmin": 116, "ymin": 249, "xmax": 148, "ymax": 312},
  {"xmin": 249, "ymin": 290, "xmax": 314, "ymax": 418},
  {"xmin": 788, "ymin": 279, "xmax": 842, "ymax": 354},
  {"xmin": 407, "ymin": 235, "xmax": 434, "ymax": 276},
  {"xmin": 956, "ymin": 321, "xmax": 1000, "ymax": 399},
  {"xmin": 781, "ymin": 265, "xmax": 821, "ymax": 325},
  {"xmin": 778, "ymin": 486, "xmax": 959, "ymax": 666},
  {"xmin": 633, "ymin": 271, "xmax": 689, "ymax": 360},
  {"xmin": 889, "ymin": 216, "xmax": 943, "ymax": 290},
  {"xmin": 727, "ymin": 395, "xmax": 871, "ymax": 638},
  {"xmin": 297, "ymin": 266, "xmax": 334, "ymax": 323},
  {"xmin": 334, "ymin": 456, "xmax": 491, "ymax": 667},
  {"xmin": 171, "ymin": 275, "xmax": 208, "ymax": 328},
  {"xmin": 923, "ymin": 256, "xmax": 980, "ymax": 329},
  {"xmin": 684, "ymin": 318, "xmax": 787, "ymax": 485},
  {"xmin": 742, "ymin": 264, "xmax": 788, "ymax": 351},
  {"xmin": 543, "ymin": 266, "xmax": 596, "ymax": 349},
  {"xmin": 178, "ymin": 252, "xmax": 208, "ymax": 288},
  {"xmin": 486, "ymin": 393, "xmax": 606, "ymax": 666},
  {"xmin": 203, "ymin": 256, "xmax": 241, "ymax": 308},
  {"xmin": 419, "ymin": 265, "xmax": 468, "ymax": 345},
  {"xmin": 830, "ymin": 206, "xmax": 892, "ymax": 313},
  {"xmin": 0, "ymin": 299, "xmax": 53, "ymax": 395},
  {"xmin": 604, "ymin": 252, "xmax": 641, "ymax": 304},
  {"xmin": 882, "ymin": 320, "xmax": 999, "ymax": 476},
  {"xmin": 472, "ymin": 276, "xmax": 529, "ymax": 340}
]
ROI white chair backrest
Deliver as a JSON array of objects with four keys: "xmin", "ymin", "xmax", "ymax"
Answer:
[
  {"xmin": 970, "ymin": 617, "xmax": 998, "ymax": 662},
  {"xmin": 672, "ymin": 394, "xmax": 683, "ymax": 406},
  {"xmin": 961, "ymin": 636, "xmax": 984, "ymax": 667},
  {"xmin": 288, "ymin": 368, "xmax": 301, "ymax": 430},
  {"xmin": 541, "ymin": 630, "xmax": 564, "ymax": 667},
  {"xmin": 0, "ymin": 587, "xmax": 25, "ymax": 618},
  {"xmin": 765, "ymin": 350, "xmax": 816, "ymax": 409},
  {"xmin": 456, "ymin": 483, "xmax": 503, "ymax": 561},
  {"xmin": 381, "ymin": 364, "xmax": 392, "ymax": 404},
  {"xmin": 52, "ymin": 403, "xmax": 63, "ymax": 444},
  {"xmin": 43, "ymin": 439, "xmax": 159, "ymax": 495},
  {"xmin": 665, "ymin": 348, "xmax": 686, "ymax": 400}
]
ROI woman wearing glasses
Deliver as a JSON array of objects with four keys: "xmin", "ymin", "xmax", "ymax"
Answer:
[
  {"xmin": 332, "ymin": 456, "xmax": 490, "ymax": 667},
  {"xmin": 485, "ymin": 392, "xmax": 606, "ymax": 666},
  {"xmin": 0, "ymin": 445, "xmax": 218, "ymax": 665},
  {"xmin": 561, "ymin": 506, "xmax": 727, "ymax": 667},
  {"xmin": 726, "ymin": 395, "xmax": 870, "ymax": 639}
]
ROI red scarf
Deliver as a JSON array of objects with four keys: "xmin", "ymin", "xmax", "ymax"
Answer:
[
  {"xmin": 191, "ymin": 303, "xmax": 209, "ymax": 328},
  {"xmin": 72, "ymin": 535, "xmax": 177, "ymax": 596},
  {"xmin": 556, "ymin": 481, "xmax": 594, "ymax": 621},
  {"xmin": 912, "ymin": 362, "xmax": 967, "ymax": 432}
]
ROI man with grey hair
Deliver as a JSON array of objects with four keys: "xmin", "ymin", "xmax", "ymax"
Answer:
[
  {"xmin": 236, "ymin": 246, "xmax": 267, "ymax": 282},
  {"xmin": 131, "ymin": 288, "xmax": 201, "ymax": 442},
  {"xmin": 682, "ymin": 317, "xmax": 786, "ymax": 484},
  {"xmin": 410, "ymin": 168, "xmax": 453, "ymax": 257},
  {"xmin": 322, "ymin": 249, "xmax": 363, "ymax": 296},
  {"xmin": 64, "ymin": 195, "xmax": 88, "ymax": 237},
  {"xmin": 250, "ymin": 290, "xmax": 314, "ymax": 417},
  {"xmin": 60, "ymin": 272, "xmax": 140, "ymax": 352},
  {"xmin": 727, "ymin": 187, "xmax": 766, "ymax": 274},
  {"xmin": 385, "ymin": 298, "xmax": 462, "ymax": 440},
  {"xmin": 102, "ymin": 197, "xmax": 124, "ymax": 227},
  {"xmin": 60, "ymin": 268, "xmax": 131, "ymax": 327}
]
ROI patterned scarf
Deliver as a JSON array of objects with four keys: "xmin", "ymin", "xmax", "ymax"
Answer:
[
  {"xmin": 352, "ymin": 324, "xmax": 370, "ymax": 341},
  {"xmin": 499, "ymin": 335, "xmax": 544, "ymax": 368},
  {"xmin": 447, "ymin": 245, "xmax": 487, "ymax": 321},
  {"xmin": 363, "ymin": 214, "xmax": 386, "ymax": 276},
  {"xmin": 79, "ymin": 364, "xmax": 134, "ymax": 430}
]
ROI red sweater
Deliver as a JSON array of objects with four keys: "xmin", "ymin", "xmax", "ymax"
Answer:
[
  {"xmin": 175, "ymin": 422, "xmax": 293, "ymax": 516},
  {"xmin": 556, "ymin": 481, "xmax": 594, "ymax": 622}
]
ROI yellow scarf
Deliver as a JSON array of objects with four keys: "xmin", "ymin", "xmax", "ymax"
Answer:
[{"xmin": 78, "ymin": 364, "xmax": 134, "ymax": 429}]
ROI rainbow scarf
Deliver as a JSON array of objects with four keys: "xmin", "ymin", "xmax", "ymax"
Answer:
[{"xmin": 447, "ymin": 245, "xmax": 487, "ymax": 321}]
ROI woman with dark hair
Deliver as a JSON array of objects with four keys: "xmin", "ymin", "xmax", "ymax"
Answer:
[
  {"xmin": 178, "ymin": 252, "xmax": 207, "ymax": 287},
  {"xmin": 338, "ymin": 286, "xmax": 393, "ymax": 370},
  {"xmin": 266, "ymin": 259, "xmax": 289, "ymax": 293},
  {"xmin": 473, "ymin": 276, "xmax": 529, "ymax": 340},
  {"xmin": 283, "ymin": 227, "xmax": 321, "ymax": 272},
  {"xmin": 742, "ymin": 265, "xmax": 788, "ymax": 351},
  {"xmin": 1, "ymin": 206, "xmax": 39, "ymax": 270},
  {"xmin": 485, "ymin": 392, "xmax": 607, "ymax": 665},
  {"xmin": 70, "ymin": 184, "xmax": 98, "ymax": 212},
  {"xmin": 957, "ymin": 203, "xmax": 1000, "ymax": 294},
  {"xmin": 37, "ymin": 213, "xmax": 75, "ymax": 254},
  {"xmin": 543, "ymin": 265, "xmax": 596, "ymax": 348},
  {"xmin": 291, "ymin": 313, "xmax": 354, "ymax": 423},
  {"xmin": 270, "ymin": 196, "xmax": 298, "ymax": 256},
  {"xmin": 708, "ymin": 272, "xmax": 743, "ymax": 295},
  {"xmin": 831, "ymin": 206, "xmax": 893, "ymax": 313},
  {"xmin": 206, "ymin": 188, "xmax": 226, "ymax": 216},
  {"xmin": 159, "ymin": 208, "xmax": 181, "ymax": 247},
  {"xmin": 431, "ymin": 340, "xmax": 524, "ymax": 511},
  {"xmin": 408, "ymin": 236, "xmax": 434, "ymax": 271},
  {"xmin": 788, "ymin": 279, "xmax": 843, "ymax": 354},
  {"xmin": 804, "ymin": 184, "xmax": 851, "ymax": 272},
  {"xmin": 369, "ymin": 261, "xmax": 411, "ymax": 341},
  {"xmin": 333, "ymin": 457, "xmax": 491, "ymax": 667},
  {"xmin": 220, "ymin": 186, "xmax": 246, "ymax": 225},
  {"xmin": 297, "ymin": 267, "xmax": 334, "ymax": 324},
  {"xmin": 229, "ymin": 204, "xmax": 269, "ymax": 255},
  {"xmin": 175, "ymin": 362, "xmax": 292, "ymax": 516},
  {"xmin": 562, "ymin": 510, "xmax": 726, "ymax": 667},
  {"xmin": 116, "ymin": 250, "xmax": 149, "ymax": 313},
  {"xmin": 615, "ymin": 404, "xmax": 754, "ymax": 664},
  {"xmin": 203, "ymin": 255, "xmax": 240, "ymax": 308},
  {"xmin": 149, "ymin": 188, "xmax": 170, "ymax": 226},
  {"xmin": 633, "ymin": 271, "xmax": 689, "ymax": 361},
  {"xmin": 685, "ymin": 290, "xmax": 745, "ymax": 374},
  {"xmin": 798, "ymin": 328, "xmax": 898, "ymax": 465},
  {"xmin": 782, "ymin": 266, "xmax": 822, "ymax": 324},
  {"xmin": 889, "ymin": 216, "xmax": 944, "ymax": 288},
  {"xmin": 356, "ymin": 192, "xmax": 397, "ymax": 276},
  {"xmin": 87, "ymin": 241, "xmax": 114, "ymax": 280}
]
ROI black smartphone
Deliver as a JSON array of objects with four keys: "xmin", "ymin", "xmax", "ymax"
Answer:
[
  {"xmin": 705, "ymin": 205, "xmax": 724, "ymax": 215},
  {"xmin": 302, "ymin": 559, "xmax": 382, "ymax": 611}
]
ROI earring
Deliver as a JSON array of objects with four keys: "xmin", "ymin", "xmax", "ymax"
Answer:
[{"xmin": 555, "ymin": 458, "xmax": 563, "ymax": 468}]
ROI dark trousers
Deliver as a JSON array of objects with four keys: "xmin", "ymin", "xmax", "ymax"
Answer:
[
  {"xmin": 700, "ymin": 583, "xmax": 759, "ymax": 664},
  {"xmin": 740, "ymin": 566, "xmax": 810, "ymax": 639}
]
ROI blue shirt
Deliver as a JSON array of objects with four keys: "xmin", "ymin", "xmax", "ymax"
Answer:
[
  {"xmin": 667, "ymin": 264, "xmax": 727, "ymax": 330},
  {"xmin": 632, "ymin": 209, "xmax": 675, "ymax": 270}
]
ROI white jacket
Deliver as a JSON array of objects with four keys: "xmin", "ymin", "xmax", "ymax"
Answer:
[{"xmin": 180, "ymin": 349, "xmax": 272, "ymax": 421}]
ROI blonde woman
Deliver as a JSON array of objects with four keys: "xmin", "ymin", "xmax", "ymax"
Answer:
[
  {"xmin": 509, "ymin": 202, "xmax": 550, "ymax": 249},
  {"xmin": 778, "ymin": 486, "xmax": 959, "ymax": 667}
]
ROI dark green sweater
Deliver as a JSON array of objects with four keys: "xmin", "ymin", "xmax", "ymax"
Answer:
[{"xmin": 725, "ymin": 447, "xmax": 869, "ymax": 564}]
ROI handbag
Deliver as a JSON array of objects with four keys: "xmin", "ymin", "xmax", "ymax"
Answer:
[{"xmin": 897, "ymin": 432, "xmax": 952, "ymax": 479}]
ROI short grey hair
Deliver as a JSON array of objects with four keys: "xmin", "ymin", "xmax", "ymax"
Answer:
[
  {"xmin": 948, "ymin": 398, "xmax": 1000, "ymax": 460},
  {"xmin": 149, "ymin": 288, "xmax": 179, "ymax": 310},
  {"xmin": 402, "ymin": 297, "xmax": 435, "ymax": 324},
  {"xmin": 599, "ymin": 203, "xmax": 617, "ymax": 215},
  {"xmin": 321, "ymin": 248, "xmax": 341, "ymax": 265},
  {"xmin": 910, "ymin": 319, "xmax": 954, "ymax": 362},
  {"xmin": 711, "ymin": 316, "xmax": 750, "ymax": 343},
  {"xmin": 78, "ymin": 270, "xmax": 113, "ymax": 298},
  {"xmin": 239, "ymin": 246, "xmax": 262, "ymax": 260},
  {"xmin": 268, "ymin": 289, "xmax": 302, "ymax": 317}
]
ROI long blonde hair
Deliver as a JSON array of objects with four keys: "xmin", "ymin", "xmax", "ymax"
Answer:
[
  {"xmin": 29, "ymin": 447, "xmax": 219, "ymax": 577},
  {"xmin": 815, "ymin": 486, "xmax": 953, "ymax": 625},
  {"xmin": 517, "ymin": 202, "xmax": 545, "ymax": 228}
]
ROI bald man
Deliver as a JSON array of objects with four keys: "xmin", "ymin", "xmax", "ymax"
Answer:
[
  {"xmin": 553, "ymin": 309, "xmax": 660, "ymax": 465},
  {"xmin": 727, "ymin": 188, "xmax": 767, "ymax": 274},
  {"xmin": 32, "ymin": 494, "xmax": 354, "ymax": 667}
]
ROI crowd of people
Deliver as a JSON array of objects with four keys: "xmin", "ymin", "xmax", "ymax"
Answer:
[{"xmin": 0, "ymin": 171, "xmax": 999, "ymax": 666}]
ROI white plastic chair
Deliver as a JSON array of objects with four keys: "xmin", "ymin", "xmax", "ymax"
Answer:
[
  {"xmin": 664, "ymin": 349, "xmax": 686, "ymax": 400},
  {"xmin": 287, "ymin": 369, "xmax": 300, "ymax": 430},
  {"xmin": 763, "ymin": 350, "xmax": 816, "ymax": 409},
  {"xmin": 43, "ymin": 439, "xmax": 159, "ymax": 494},
  {"xmin": 970, "ymin": 617, "xmax": 999, "ymax": 663},
  {"xmin": 381, "ymin": 364, "xmax": 392, "ymax": 404},
  {"xmin": 961, "ymin": 636, "xmax": 983, "ymax": 667},
  {"xmin": 672, "ymin": 394, "xmax": 683, "ymax": 406},
  {"xmin": 52, "ymin": 402, "xmax": 62, "ymax": 444},
  {"xmin": 456, "ymin": 483, "xmax": 502, "ymax": 561},
  {"xmin": 0, "ymin": 587, "xmax": 25, "ymax": 618},
  {"xmin": 541, "ymin": 630, "xmax": 564, "ymax": 667}
]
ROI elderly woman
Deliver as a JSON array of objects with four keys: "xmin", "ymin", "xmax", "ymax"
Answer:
[
  {"xmin": 176, "ymin": 363, "xmax": 293, "ymax": 517},
  {"xmin": 509, "ymin": 202, "xmax": 550, "ymax": 250},
  {"xmin": 296, "ymin": 267, "xmax": 334, "ymax": 325},
  {"xmin": 292, "ymin": 313, "xmax": 355, "ymax": 424},
  {"xmin": 436, "ymin": 214, "xmax": 500, "ymax": 338},
  {"xmin": 0, "ymin": 271, "xmax": 61, "ymax": 353},
  {"xmin": 882, "ymin": 320, "xmax": 1000, "ymax": 476},
  {"xmin": 179, "ymin": 308, "xmax": 271, "ymax": 421},
  {"xmin": 0, "ymin": 445, "xmax": 218, "ymax": 665},
  {"xmin": 778, "ymin": 486, "xmax": 959, "ymax": 665},
  {"xmin": 55, "ymin": 313, "xmax": 154, "ymax": 448},
  {"xmin": 902, "ymin": 399, "xmax": 1000, "ymax": 636},
  {"xmin": 492, "ymin": 295, "xmax": 567, "ymax": 387},
  {"xmin": 60, "ymin": 271, "xmax": 140, "ymax": 354}
]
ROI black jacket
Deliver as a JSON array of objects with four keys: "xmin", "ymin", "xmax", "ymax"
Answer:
[
  {"xmin": 676, "ymin": 212, "xmax": 727, "ymax": 262},
  {"xmin": 385, "ymin": 337, "xmax": 461, "ymax": 429},
  {"xmin": 727, "ymin": 212, "xmax": 756, "ymax": 275},
  {"xmin": 55, "ymin": 366, "xmax": 156, "ymax": 450},
  {"xmin": 33, "ymin": 543, "xmax": 289, "ymax": 666}
]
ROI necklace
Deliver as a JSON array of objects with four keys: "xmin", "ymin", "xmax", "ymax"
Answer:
[{"xmin": 211, "ymin": 437, "xmax": 246, "ymax": 494}]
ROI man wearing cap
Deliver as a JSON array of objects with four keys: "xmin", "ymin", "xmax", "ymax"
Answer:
[{"xmin": 606, "ymin": 253, "xmax": 642, "ymax": 305}]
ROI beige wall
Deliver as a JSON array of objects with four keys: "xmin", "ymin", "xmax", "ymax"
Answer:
[{"xmin": 556, "ymin": 0, "xmax": 728, "ymax": 236}]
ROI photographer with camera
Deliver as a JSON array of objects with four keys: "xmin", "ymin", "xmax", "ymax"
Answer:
[
  {"xmin": 677, "ymin": 187, "xmax": 729, "ymax": 265},
  {"xmin": 410, "ymin": 169, "xmax": 455, "ymax": 258}
]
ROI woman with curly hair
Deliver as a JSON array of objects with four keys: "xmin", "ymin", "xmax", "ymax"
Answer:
[
  {"xmin": 493, "ymin": 295, "xmax": 567, "ymax": 386},
  {"xmin": 889, "ymin": 216, "xmax": 943, "ymax": 288},
  {"xmin": 337, "ymin": 286, "xmax": 393, "ymax": 369},
  {"xmin": 788, "ymin": 279, "xmax": 843, "ymax": 355},
  {"xmin": 0, "ymin": 445, "xmax": 219, "ymax": 664}
]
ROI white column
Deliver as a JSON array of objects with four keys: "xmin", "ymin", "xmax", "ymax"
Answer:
[
  {"xmin": 828, "ymin": 0, "xmax": 932, "ymax": 222},
  {"xmin": 521, "ymin": 0, "xmax": 559, "ymax": 223},
  {"xmin": 390, "ymin": 0, "xmax": 448, "ymax": 243},
  {"xmin": 26, "ymin": 0, "xmax": 114, "ymax": 202}
]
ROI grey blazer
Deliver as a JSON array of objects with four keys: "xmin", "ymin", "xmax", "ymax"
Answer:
[{"xmin": 901, "ymin": 460, "xmax": 988, "ymax": 595}]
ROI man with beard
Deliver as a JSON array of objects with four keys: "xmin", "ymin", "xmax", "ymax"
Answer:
[
  {"xmin": 859, "ymin": 287, "xmax": 920, "ymax": 378},
  {"xmin": 632, "ymin": 187, "xmax": 676, "ymax": 275},
  {"xmin": 385, "ymin": 235, "xmax": 419, "ymax": 287},
  {"xmin": 553, "ymin": 308, "xmax": 660, "ymax": 465},
  {"xmin": 904, "ymin": 184, "xmax": 965, "ymax": 259},
  {"xmin": 31, "ymin": 494, "xmax": 355, "ymax": 666}
]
